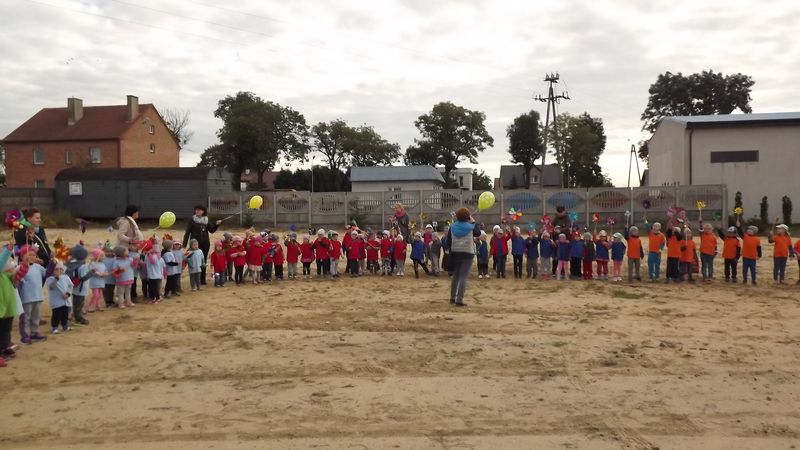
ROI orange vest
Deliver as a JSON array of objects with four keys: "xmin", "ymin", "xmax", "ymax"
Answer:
[
  {"xmin": 741, "ymin": 235, "xmax": 761, "ymax": 259},
  {"xmin": 627, "ymin": 236, "xmax": 642, "ymax": 259},
  {"xmin": 681, "ymin": 239, "xmax": 696, "ymax": 263},
  {"xmin": 699, "ymin": 232, "xmax": 717, "ymax": 256},
  {"xmin": 771, "ymin": 234, "xmax": 792, "ymax": 258},
  {"xmin": 666, "ymin": 235, "xmax": 682, "ymax": 258},
  {"xmin": 722, "ymin": 236, "xmax": 740, "ymax": 259},
  {"xmin": 648, "ymin": 232, "xmax": 665, "ymax": 253}
]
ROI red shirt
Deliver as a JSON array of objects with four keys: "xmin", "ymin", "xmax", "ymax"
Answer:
[
  {"xmin": 680, "ymin": 239, "xmax": 696, "ymax": 263},
  {"xmin": 329, "ymin": 240, "xmax": 342, "ymax": 259},
  {"xmin": 626, "ymin": 236, "xmax": 642, "ymax": 259},
  {"xmin": 342, "ymin": 232, "xmax": 353, "ymax": 252},
  {"xmin": 347, "ymin": 239, "xmax": 361, "ymax": 260},
  {"xmin": 227, "ymin": 244, "xmax": 247, "ymax": 267},
  {"xmin": 285, "ymin": 240, "xmax": 300, "ymax": 263},
  {"xmin": 366, "ymin": 238, "xmax": 379, "ymax": 261},
  {"xmin": 771, "ymin": 234, "xmax": 793, "ymax": 258},
  {"xmin": 380, "ymin": 237, "xmax": 392, "ymax": 258},
  {"xmin": 300, "ymin": 242, "xmax": 314, "ymax": 263},
  {"xmin": 648, "ymin": 232, "xmax": 665, "ymax": 253},
  {"xmin": 722, "ymin": 236, "xmax": 740, "ymax": 259},
  {"xmin": 666, "ymin": 235, "xmax": 682, "ymax": 259},
  {"xmin": 271, "ymin": 243, "xmax": 284, "ymax": 265},
  {"xmin": 314, "ymin": 237, "xmax": 329, "ymax": 259},
  {"xmin": 393, "ymin": 239, "xmax": 406, "ymax": 260},
  {"xmin": 742, "ymin": 235, "xmax": 761, "ymax": 259},
  {"xmin": 210, "ymin": 250, "xmax": 228, "ymax": 273},
  {"xmin": 699, "ymin": 231, "xmax": 717, "ymax": 256},
  {"xmin": 423, "ymin": 231, "xmax": 433, "ymax": 246},
  {"xmin": 246, "ymin": 244, "xmax": 264, "ymax": 266}
]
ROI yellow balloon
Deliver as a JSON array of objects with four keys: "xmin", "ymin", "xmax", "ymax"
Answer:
[
  {"xmin": 249, "ymin": 195, "xmax": 264, "ymax": 209},
  {"xmin": 159, "ymin": 211, "xmax": 176, "ymax": 229},
  {"xmin": 477, "ymin": 191, "xmax": 495, "ymax": 211}
]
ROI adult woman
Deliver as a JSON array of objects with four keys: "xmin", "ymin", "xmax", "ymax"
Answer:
[
  {"xmin": 444, "ymin": 207, "xmax": 481, "ymax": 307},
  {"xmin": 552, "ymin": 206, "xmax": 571, "ymax": 230},
  {"xmin": 116, "ymin": 205, "xmax": 144, "ymax": 246},
  {"xmin": 182, "ymin": 204, "xmax": 221, "ymax": 285},
  {"xmin": 14, "ymin": 207, "xmax": 51, "ymax": 267},
  {"xmin": 393, "ymin": 203, "xmax": 411, "ymax": 244}
]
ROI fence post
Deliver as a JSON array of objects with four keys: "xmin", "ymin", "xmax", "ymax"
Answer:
[
  {"xmin": 419, "ymin": 190, "xmax": 424, "ymax": 227},
  {"xmin": 381, "ymin": 191, "xmax": 385, "ymax": 230},
  {"xmin": 499, "ymin": 191, "xmax": 505, "ymax": 224},
  {"xmin": 238, "ymin": 194, "xmax": 243, "ymax": 226},
  {"xmin": 344, "ymin": 192, "xmax": 349, "ymax": 226},
  {"xmin": 273, "ymin": 192, "xmax": 278, "ymax": 229}
]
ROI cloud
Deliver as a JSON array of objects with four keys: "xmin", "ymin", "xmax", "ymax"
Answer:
[{"xmin": 1, "ymin": 0, "xmax": 799, "ymax": 188}]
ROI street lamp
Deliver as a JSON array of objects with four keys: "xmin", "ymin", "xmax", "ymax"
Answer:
[{"xmin": 310, "ymin": 155, "xmax": 316, "ymax": 192}]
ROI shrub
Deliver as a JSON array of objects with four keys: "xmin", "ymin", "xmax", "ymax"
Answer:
[
  {"xmin": 241, "ymin": 213, "xmax": 254, "ymax": 228},
  {"xmin": 759, "ymin": 196, "xmax": 769, "ymax": 225},
  {"xmin": 42, "ymin": 209, "xmax": 75, "ymax": 228},
  {"xmin": 782, "ymin": 196, "xmax": 793, "ymax": 225}
]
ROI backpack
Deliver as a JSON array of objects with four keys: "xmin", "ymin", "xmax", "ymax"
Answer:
[{"xmin": 65, "ymin": 262, "xmax": 81, "ymax": 287}]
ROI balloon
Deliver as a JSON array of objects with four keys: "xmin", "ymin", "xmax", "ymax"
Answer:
[
  {"xmin": 477, "ymin": 192, "xmax": 495, "ymax": 210},
  {"xmin": 159, "ymin": 211, "xmax": 176, "ymax": 229},
  {"xmin": 249, "ymin": 195, "xmax": 264, "ymax": 210}
]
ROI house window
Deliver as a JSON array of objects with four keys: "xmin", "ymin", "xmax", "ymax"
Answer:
[
  {"xmin": 90, "ymin": 147, "xmax": 102, "ymax": 164},
  {"xmin": 65, "ymin": 149, "xmax": 72, "ymax": 165},
  {"xmin": 149, "ymin": 143, "xmax": 156, "ymax": 153},
  {"xmin": 34, "ymin": 179, "xmax": 45, "ymax": 188},
  {"xmin": 33, "ymin": 147, "xmax": 44, "ymax": 165},
  {"xmin": 388, "ymin": 186, "xmax": 401, "ymax": 192},
  {"xmin": 531, "ymin": 175, "xmax": 539, "ymax": 184},
  {"xmin": 149, "ymin": 124, "xmax": 155, "ymax": 134},
  {"xmin": 459, "ymin": 176, "xmax": 464, "ymax": 187},
  {"xmin": 710, "ymin": 150, "xmax": 759, "ymax": 163}
]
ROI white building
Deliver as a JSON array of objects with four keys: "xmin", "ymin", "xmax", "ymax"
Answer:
[
  {"xmin": 349, "ymin": 165, "xmax": 445, "ymax": 192},
  {"xmin": 648, "ymin": 112, "xmax": 800, "ymax": 219},
  {"xmin": 436, "ymin": 166, "xmax": 474, "ymax": 190}
]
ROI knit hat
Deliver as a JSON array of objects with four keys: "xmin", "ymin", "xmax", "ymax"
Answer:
[
  {"xmin": 629, "ymin": 226, "xmax": 639, "ymax": 234},
  {"xmin": 232, "ymin": 235, "xmax": 243, "ymax": 243},
  {"xmin": 289, "ymin": 232, "xmax": 297, "ymax": 238},
  {"xmin": 54, "ymin": 261, "xmax": 66, "ymax": 271},
  {"xmin": 270, "ymin": 234, "xmax": 279, "ymax": 242},
  {"xmin": 613, "ymin": 232, "xmax": 623, "ymax": 240},
  {"xmin": 598, "ymin": 230, "xmax": 607, "ymax": 237},
  {"xmin": 414, "ymin": 231, "xmax": 422, "ymax": 238},
  {"xmin": 492, "ymin": 225, "xmax": 501, "ymax": 233},
  {"xmin": 652, "ymin": 222, "xmax": 662, "ymax": 230},
  {"xmin": 396, "ymin": 234, "xmax": 403, "ymax": 241},
  {"xmin": 331, "ymin": 231, "xmax": 339, "ymax": 236},
  {"xmin": 90, "ymin": 248, "xmax": 104, "ymax": 259},
  {"xmin": 188, "ymin": 238, "xmax": 198, "ymax": 247},
  {"xmin": 172, "ymin": 241, "xmax": 182, "ymax": 248},
  {"xmin": 480, "ymin": 230, "xmax": 487, "ymax": 237},
  {"xmin": 425, "ymin": 224, "xmax": 433, "ymax": 229},
  {"xmin": 727, "ymin": 226, "xmax": 737, "ymax": 234},
  {"xmin": 103, "ymin": 241, "xmax": 114, "ymax": 252},
  {"xmin": 223, "ymin": 232, "xmax": 233, "ymax": 241},
  {"xmin": 113, "ymin": 245, "xmax": 127, "ymax": 257},
  {"xmin": 383, "ymin": 230, "xmax": 390, "ymax": 236},
  {"xmin": 583, "ymin": 232, "xmax": 593, "ymax": 240},
  {"xmin": 70, "ymin": 244, "xmax": 88, "ymax": 261},
  {"xmin": 17, "ymin": 244, "xmax": 38, "ymax": 257}
]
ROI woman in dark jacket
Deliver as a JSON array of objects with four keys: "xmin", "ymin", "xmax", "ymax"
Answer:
[
  {"xmin": 443, "ymin": 207, "xmax": 481, "ymax": 307},
  {"xmin": 14, "ymin": 207, "xmax": 51, "ymax": 267},
  {"xmin": 393, "ymin": 203, "xmax": 411, "ymax": 244},
  {"xmin": 182, "ymin": 205, "xmax": 221, "ymax": 285}
]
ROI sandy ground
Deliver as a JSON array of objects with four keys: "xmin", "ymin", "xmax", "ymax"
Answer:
[{"xmin": 1, "ymin": 227, "xmax": 800, "ymax": 449}]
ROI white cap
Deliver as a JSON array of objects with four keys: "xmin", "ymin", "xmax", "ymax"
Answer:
[
  {"xmin": 652, "ymin": 222, "xmax": 662, "ymax": 230},
  {"xmin": 383, "ymin": 230, "xmax": 390, "ymax": 236},
  {"xmin": 613, "ymin": 232, "xmax": 623, "ymax": 239},
  {"xmin": 727, "ymin": 226, "xmax": 737, "ymax": 233},
  {"xmin": 317, "ymin": 229, "xmax": 325, "ymax": 235},
  {"xmin": 480, "ymin": 230, "xmax": 487, "ymax": 237},
  {"xmin": 414, "ymin": 231, "xmax": 422, "ymax": 237},
  {"xmin": 492, "ymin": 225, "xmax": 501, "ymax": 232},
  {"xmin": 425, "ymin": 224, "xmax": 433, "ymax": 229},
  {"xmin": 598, "ymin": 230, "xmax": 607, "ymax": 237},
  {"xmin": 351, "ymin": 231, "xmax": 358, "ymax": 236},
  {"xmin": 777, "ymin": 224, "xmax": 789, "ymax": 231}
]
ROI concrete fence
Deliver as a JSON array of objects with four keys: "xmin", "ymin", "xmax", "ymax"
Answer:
[{"xmin": 209, "ymin": 185, "xmax": 728, "ymax": 230}]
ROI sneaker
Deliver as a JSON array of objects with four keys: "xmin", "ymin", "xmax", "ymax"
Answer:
[
  {"xmin": 478, "ymin": 275, "xmax": 483, "ymax": 279},
  {"xmin": 21, "ymin": 337, "xmax": 32, "ymax": 345},
  {"xmin": 78, "ymin": 318, "xmax": 89, "ymax": 325},
  {"xmin": 30, "ymin": 334, "xmax": 47, "ymax": 342},
  {"xmin": 63, "ymin": 327, "xmax": 71, "ymax": 332},
  {"xmin": 2, "ymin": 348, "xmax": 17, "ymax": 358},
  {"xmin": 51, "ymin": 328, "xmax": 59, "ymax": 335},
  {"xmin": 454, "ymin": 302, "xmax": 468, "ymax": 307}
]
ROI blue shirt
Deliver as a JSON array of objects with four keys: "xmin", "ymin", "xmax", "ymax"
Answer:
[
  {"xmin": 595, "ymin": 240, "xmax": 610, "ymax": 260},
  {"xmin": 103, "ymin": 256, "xmax": 116, "ymax": 285},
  {"xmin": 476, "ymin": 240, "xmax": 489, "ymax": 263},
  {"xmin": 525, "ymin": 237, "xmax": 539, "ymax": 258},
  {"xmin": 112, "ymin": 257, "xmax": 135, "ymax": 284},
  {"xmin": 410, "ymin": 240, "xmax": 426, "ymax": 260},
  {"xmin": 145, "ymin": 254, "xmax": 166, "ymax": 280},
  {"xmin": 46, "ymin": 275, "xmax": 74, "ymax": 309},
  {"xmin": 540, "ymin": 239, "xmax": 555, "ymax": 258},
  {"xmin": 611, "ymin": 241, "xmax": 626, "ymax": 261},
  {"xmin": 168, "ymin": 250, "xmax": 184, "ymax": 276},
  {"xmin": 569, "ymin": 239, "xmax": 585, "ymax": 259},
  {"xmin": 88, "ymin": 261, "xmax": 107, "ymax": 289},
  {"xmin": 510, "ymin": 235, "xmax": 525, "ymax": 256},
  {"xmin": 186, "ymin": 249, "xmax": 204, "ymax": 274},
  {"xmin": 18, "ymin": 263, "xmax": 46, "ymax": 304},
  {"xmin": 557, "ymin": 241, "xmax": 571, "ymax": 261},
  {"xmin": 72, "ymin": 264, "xmax": 92, "ymax": 296}
]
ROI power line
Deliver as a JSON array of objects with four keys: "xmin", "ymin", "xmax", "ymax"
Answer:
[{"xmin": 534, "ymin": 72, "xmax": 570, "ymax": 188}]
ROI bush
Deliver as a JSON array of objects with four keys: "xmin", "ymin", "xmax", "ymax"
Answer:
[
  {"xmin": 759, "ymin": 196, "xmax": 769, "ymax": 225},
  {"xmin": 782, "ymin": 196, "xmax": 793, "ymax": 225},
  {"xmin": 42, "ymin": 209, "xmax": 75, "ymax": 228},
  {"xmin": 241, "ymin": 213, "xmax": 254, "ymax": 228}
]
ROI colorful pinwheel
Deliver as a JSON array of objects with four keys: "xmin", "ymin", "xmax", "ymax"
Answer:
[{"xmin": 507, "ymin": 208, "xmax": 523, "ymax": 222}]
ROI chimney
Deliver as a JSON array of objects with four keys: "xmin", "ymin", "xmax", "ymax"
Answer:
[
  {"xmin": 67, "ymin": 97, "xmax": 83, "ymax": 126},
  {"xmin": 126, "ymin": 95, "xmax": 139, "ymax": 122}
]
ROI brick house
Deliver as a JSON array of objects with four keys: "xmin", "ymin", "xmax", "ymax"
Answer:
[{"xmin": 2, "ymin": 95, "xmax": 180, "ymax": 188}]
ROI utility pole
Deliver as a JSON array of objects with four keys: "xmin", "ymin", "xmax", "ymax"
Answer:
[{"xmin": 535, "ymin": 73, "xmax": 570, "ymax": 188}]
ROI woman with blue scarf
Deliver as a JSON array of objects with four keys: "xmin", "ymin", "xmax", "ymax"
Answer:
[{"xmin": 444, "ymin": 207, "xmax": 481, "ymax": 307}]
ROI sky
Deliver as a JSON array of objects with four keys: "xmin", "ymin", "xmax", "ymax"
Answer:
[{"xmin": 2, "ymin": 0, "xmax": 799, "ymax": 187}]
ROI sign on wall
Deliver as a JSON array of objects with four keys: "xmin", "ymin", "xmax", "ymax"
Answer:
[{"xmin": 68, "ymin": 182, "xmax": 83, "ymax": 196}]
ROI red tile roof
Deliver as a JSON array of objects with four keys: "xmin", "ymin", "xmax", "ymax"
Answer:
[{"xmin": 2, "ymin": 104, "xmax": 153, "ymax": 143}]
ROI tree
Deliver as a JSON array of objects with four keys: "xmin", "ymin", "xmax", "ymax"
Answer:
[
  {"xmin": 273, "ymin": 167, "xmax": 350, "ymax": 192},
  {"xmin": 507, "ymin": 110, "xmax": 545, "ymax": 188},
  {"xmin": 782, "ymin": 195, "xmax": 793, "ymax": 225},
  {"xmin": 639, "ymin": 70, "xmax": 754, "ymax": 159},
  {"xmin": 760, "ymin": 196, "xmax": 769, "ymax": 224},
  {"xmin": 472, "ymin": 169, "xmax": 493, "ymax": 191},
  {"xmin": 734, "ymin": 191, "xmax": 743, "ymax": 210},
  {"xmin": 549, "ymin": 113, "xmax": 612, "ymax": 188},
  {"xmin": 211, "ymin": 92, "xmax": 310, "ymax": 189},
  {"xmin": 162, "ymin": 107, "xmax": 194, "ymax": 148},
  {"xmin": 403, "ymin": 101, "xmax": 494, "ymax": 182},
  {"xmin": 312, "ymin": 119, "xmax": 399, "ymax": 172}
]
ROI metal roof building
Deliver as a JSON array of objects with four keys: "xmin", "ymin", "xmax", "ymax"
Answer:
[{"xmin": 349, "ymin": 165, "xmax": 445, "ymax": 192}]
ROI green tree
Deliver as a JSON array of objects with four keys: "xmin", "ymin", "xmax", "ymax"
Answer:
[
  {"xmin": 472, "ymin": 169, "xmax": 493, "ymax": 191},
  {"xmin": 210, "ymin": 91, "xmax": 310, "ymax": 189},
  {"xmin": 507, "ymin": 110, "xmax": 545, "ymax": 188},
  {"xmin": 639, "ymin": 70, "xmax": 754, "ymax": 160},
  {"xmin": 549, "ymin": 113, "xmax": 612, "ymax": 188},
  {"xmin": 403, "ymin": 101, "xmax": 494, "ymax": 182},
  {"xmin": 734, "ymin": 191, "xmax": 743, "ymax": 210},
  {"xmin": 274, "ymin": 167, "xmax": 350, "ymax": 192},
  {"xmin": 782, "ymin": 195, "xmax": 793, "ymax": 225},
  {"xmin": 759, "ymin": 196, "xmax": 769, "ymax": 224},
  {"xmin": 313, "ymin": 119, "xmax": 400, "ymax": 172}
]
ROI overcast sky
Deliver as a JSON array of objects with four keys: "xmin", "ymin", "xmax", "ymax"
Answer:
[{"xmin": 2, "ymin": 0, "xmax": 799, "ymax": 186}]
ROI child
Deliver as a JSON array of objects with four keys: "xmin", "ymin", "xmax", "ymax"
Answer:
[
  {"xmin": 313, "ymin": 229, "xmax": 330, "ymax": 277},
  {"xmin": 137, "ymin": 241, "xmax": 149, "ymax": 300},
  {"xmin": 357, "ymin": 233, "xmax": 368, "ymax": 275},
  {"xmin": 162, "ymin": 240, "xmax": 181, "ymax": 298},
  {"xmin": 0, "ymin": 246, "xmax": 25, "ymax": 362},
  {"xmin": 768, "ymin": 223, "xmax": 794, "ymax": 284},
  {"xmin": 366, "ymin": 233, "xmax": 380, "ymax": 274},
  {"xmin": 698, "ymin": 222, "xmax": 718, "ymax": 281},
  {"xmin": 556, "ymin": 233, "xmax": 571, "ymax": 281},
  {"xmin": 228, "ymin": 236, "xmax": 247, "ymax": 285},
  {"xmin": 538, "ymin": 231, "xmax": 555, "ymax": 280},
  {"xmin": 210, "ymin": 241, "xmax": 228, "ymax": 287},
  {"xmin": 17, "ymin": 245, "xmax": 47, "ymax": 343},
  {"xmin": 410, "ymin": 232, "xmax": 431, "ymax": 278},
  {"xmin": 594, "ymin": 231, "xmax": 610, "ymax": 281},
  {"xmin": 476, "ymin": 231, "xmax": 489, "ymax": 278},
  {"xmin": 429, "ymin": 233, "xmax": 442, "ymax": 276},
  {"xmin": 490, "ymin": 225, "xmax": 510, "ymax": 279},
  {"xmin": 285, "ymin": 232, "xmax": 300, "ymax": 279},
  {"xmin": 795, "ymin": 239, "xmax": 800, "ymax": 285},
  {"xmin": 102, "ymin": 242, "xmax": 116, "ymax": 308},
  {"xmin": 86, "ymin": 248, "xmax": 107, "ymax": 312},
  {"xmin": 510, "ymin": 226, "xmax": 525, "ymax": 279},
  {"xmin": 67, "ymin": 244, "xmax": 91, "ymax": 325},
  {"xmin": 423, "ymin": 224, "xmax": 434, "ymax": 264},
  {"xmin": 680, "ymin": 228, "xmax": 696, "ymax": 283},
  {"xmin": 610, "ymin": 233, "xmax": 626, "ymax": 282},
  {"xmin": 171, "ymin": 241, "xmax": 185, "ymax": 293},
  {"xmin": 525, "ymin": 230, "xmax": 540, "ymax": 279},
  {"xmin": 342, "ymin": 225, "xmax": 354, "ymax": 260},
  {"xmin": 647, "ymin": 223, "xmax": 666, "ymax": 282},
  {"xmin": 261, "ymin": 236, "xmax": 273, "ymax": 282},
  {"xmin": 346, "ymin": 231, "xmax": 360, "ymax": 277},
  {"xmin": 569, "ymin": 232, "xmax": 585, "ymax": 280},
  {"xmin": 664, "ymin": 227, "xmax": 683, "ymax": 283},
  {"xmin": 222, "ymin": 232, "xmax": 234, "ymax": 281},
  {"xmin": 380, "ymin": 231, "xmax": 393, "ymax": 276},
  {"xmin": 46, "ymin": 262, "xmax": 73, "ymax": 334},
  {"xmin": 741, "ymin": 225, "xmax": 762, "ymax": 285},
  {"xmin": 393, "ymin": 234, "xmax": 406, "ymax": 276},
  {"xmin": 128, "ymin": 244, "xmax": 141, "ymax": 301},
  {"xmin": 112, "ymin": 245, "xmax": 137, "ymax": 308},
  {"xmin": 247, "ymin": 236, "xmax": 265, "ymax": 284},
  {"xmin": 300, "ymin": 236, "xmax": 314, "ymax": 279},
  {"xmin": 719, "ymin": 225, "xmax": 742, "ymax": 282},
  {"xmin": 329, "ymin": 231, "xmax": 342, "ymax": 278},
  {"xmin": 581, "ymin": 232, "xmax": 595, "ymax": 280},
  {"xmin": 270, "ymin": 234, "xmax": 284, "ymax": 280},
  {"xmin": 186, "ymin": 239, "xmax": 204, "ymax": 291},
  {"xmin": 625, "ymin": 226, "xmax": 644, "ymax": 282},
  {"xmin": 144, "ymin": 244, "xmax": 165, "ymax": 303}
]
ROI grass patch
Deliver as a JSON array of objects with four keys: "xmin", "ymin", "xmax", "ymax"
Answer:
[{"xmin": 611, "ymin": 289, "xmax": 645, "ymax": 300}]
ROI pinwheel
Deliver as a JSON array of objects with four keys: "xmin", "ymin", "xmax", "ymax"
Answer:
[
  {"xmin": 507, "ymin": 208, "xmax": 523, "ymax": 222},
  {"xmin": 607, "ymin": 216, "xmax": 617, "ymax": 233}
]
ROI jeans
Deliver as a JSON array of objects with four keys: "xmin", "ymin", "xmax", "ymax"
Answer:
[
  {"xmin": 234, "ymin": 265, "xmax": 244, "ymax": 284},
  {"xmin": 189, "ymin": 272, "xmax": 202, "ymax": 290},
  {"xmin": 214, "ymin": 272, "xmax": 226, "ymax": 287},
  {"xmin": 773, "ymin": 257, "xmax": 787, "ymax": 281},
  {"xmin": 647, "ymin": 252, "xmax": 661, "ymax": 279},
  {"xmin": 114, "ymin": 284, "xmax": 132, "ymax": 305},
  {"xmin": 287, "ymin": 262, "xmax": 297, "ymax": 277},
  {"xmin": 274, "ymin": 264, "xmax": 283, "ymax": 280},
  {"xmin": 681, "ymin": 261, "xmax": 693, "ymax": 281},
  {"xmin": 512, "ymin": 254, "xmax": 523, "ymax": 278},
  {"xmin": 449, "ymin": 253, "xmax": 474, "ymax": 304},
  {"xmin": 742, "ymin": 257, "xmax": 757, "ymax": 283},
  {"xmin": 724, "ymin": 258, "xmax": 738, "ymax": 280},
  {"xmin": 526, "ymin": 257, "xmax": 539, "ymax": 278},
  {"xmin": 262, "ymin": 262, "xmax": 273, "ymax": 281},
  {"xmin": 596, "ymin": 260, "xmax": 608, "ymax": 278},
  {"xmin": 570, "ymin": 257, "xmax": 582, "ymax": 278},
  {"xmin": 700, "ymin": 253, "xmax": 715, "ymax": 279},
  {"xmin": 147, "ymin": 279, "xmax": 162, "ymax": 300},
  {"xmin": 0, "ymin": 316, "xmax": 13, "ymax": 351},
  {"xmin": 330, "ymin": 259, "xmax": 339, "ymax": 276},
  {"xmin": 103, "ymin": 284, "xmax": 115, "ymax": 307},
  {"xmin": 628, "ymin": 258, "xmax": 641, "ymax": 281},
  {"xmin": 22, "ymin": 301, "xmax": 42, "ymax": 337},
  {"xmin": 477, "ymin": 261, "xmax": 489, "ymax": 276},
  {"xmin": 412, "ymin": 258, "xmax": 430, "ymax": 277},
  {"xmin": 430, "ymin": 255, "xmax": 440, "ymax": 274},
  {"xmin": 495, "ymin": 254, "xmax": 507, "ymax": 276}
]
